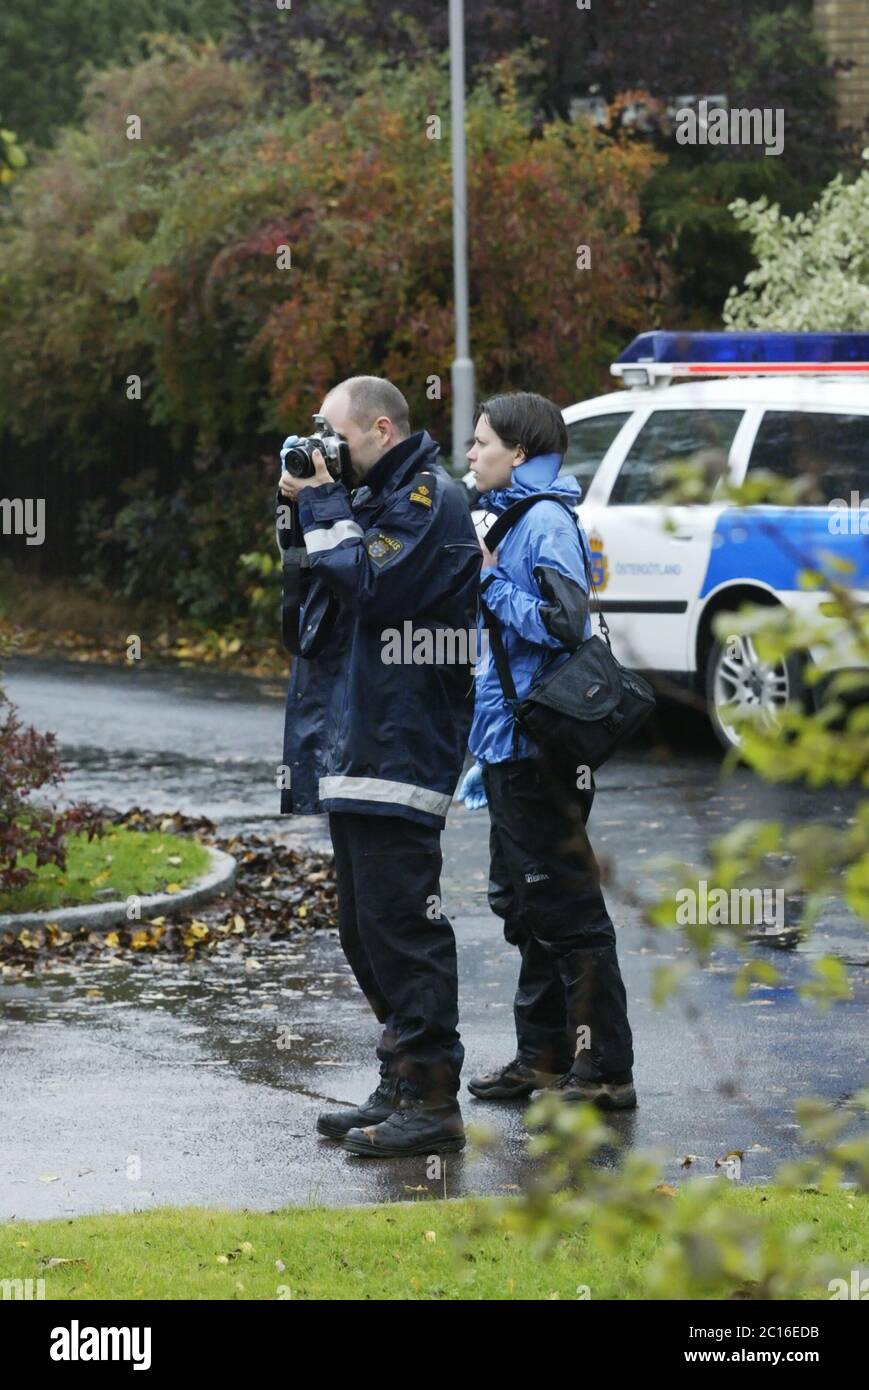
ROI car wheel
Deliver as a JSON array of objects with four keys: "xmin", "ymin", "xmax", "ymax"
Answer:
[{"xmin": 705, "ymin": 631, "xmax": 804, "ymax": 753}]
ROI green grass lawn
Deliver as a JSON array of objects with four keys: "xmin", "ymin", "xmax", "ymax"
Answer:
[
  {"xmin": 1, "ymin": 1189, "xmax": 865, "ymax": 1300},
  {"xmin": 0, "ymin": 829, "xmax": 211, "ymax": 913}
]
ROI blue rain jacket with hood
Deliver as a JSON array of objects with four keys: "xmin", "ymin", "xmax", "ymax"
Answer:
[{"xmin": 469, "ymin": 452, "xmax": 593, "ymax": 766}]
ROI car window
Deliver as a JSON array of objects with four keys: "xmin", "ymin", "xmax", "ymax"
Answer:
[
  {"xmin": 561, "ymin": 413, "xmax": 631, "ymax": 494},
  {"xmin": 608, "ymin": 409, "xmax": 744, "ymax": 506},
  {"xmin": 747, "ymin": 410, "xmax": 869, "ymax": 504}
]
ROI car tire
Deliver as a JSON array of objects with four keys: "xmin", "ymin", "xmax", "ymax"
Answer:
[{"xmin": 705, "ymin": 629, "xmax": 805, "ymax": 754}]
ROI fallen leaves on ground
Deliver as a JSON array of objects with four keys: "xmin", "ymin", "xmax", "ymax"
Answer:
[
  {"xmin": 0, "ymin": 807, "xmax": 337, "ymax": 978},
  {"xmin": 0, "ymin": 621, "xmax": 288, "ymax": 680}
]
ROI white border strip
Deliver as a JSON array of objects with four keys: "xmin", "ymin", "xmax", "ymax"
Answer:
[
  {"xmin": 304, "ymin": 519, "xmax": 364, "ymax": 554},
  {"xmin": 320, "ymin": 775, "xmax": 453, "ymax": 818}
]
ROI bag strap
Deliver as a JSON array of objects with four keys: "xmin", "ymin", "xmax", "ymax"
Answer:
[
  {"xmin": 480, "ymin": 595, "xmax": 519, "ymax": 705},
  {"xmin": 482, "ymin": 491, "xmax": 575, "ymax": 551},
  {"xmin": 578, "ymin": 530, "xmax": 612, "ymax": 650},
  {"xmin": 481, "ymin": 491, "xmax": 612, "ymax": 651}
]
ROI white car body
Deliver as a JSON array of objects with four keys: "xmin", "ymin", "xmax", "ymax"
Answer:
[{"xmin": 560, "ymin": 375, "xmax": 869, "ymax": 678}]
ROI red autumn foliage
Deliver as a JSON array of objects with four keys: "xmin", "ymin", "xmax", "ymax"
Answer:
[{"xmin": 0, "ymin": 632, "xmax": 104, "ymax": 895}]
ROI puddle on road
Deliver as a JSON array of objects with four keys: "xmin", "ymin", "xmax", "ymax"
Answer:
[
  {"xmin": 0, "ymin": 929, "xmax": 360, "ymax": 1095},
  {"xmin": 53, "ymin": 751, "xmax": 289, "ymax": 825}
]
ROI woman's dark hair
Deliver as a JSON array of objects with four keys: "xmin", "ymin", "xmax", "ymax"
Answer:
[{"xmin": 474, "ymin": 391, "xmax": 568, "ymax": 461}]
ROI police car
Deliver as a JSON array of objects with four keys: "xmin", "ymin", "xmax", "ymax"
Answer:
[{"xmin": 479, "ymin": 332, "xmax": 869, "ymax": 750}]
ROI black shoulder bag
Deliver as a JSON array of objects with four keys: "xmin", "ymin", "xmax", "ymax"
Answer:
[{"xmin": 480, "ymin": 492, "xmax": 656, "ymax": 771}]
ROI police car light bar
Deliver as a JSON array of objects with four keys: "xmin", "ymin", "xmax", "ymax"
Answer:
[{"xmin": 611, "ymin": 331, "xmax": 869, "ymax": 387}]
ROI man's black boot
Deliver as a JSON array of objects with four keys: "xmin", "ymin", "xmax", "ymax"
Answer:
[
  {"xmin": 342, "ymin": 1094, "xmax": 465, "ymax": 1157},
  {"xmin": 316, "ymin": 1075, "xmax": 401, "ymax": 1140}
]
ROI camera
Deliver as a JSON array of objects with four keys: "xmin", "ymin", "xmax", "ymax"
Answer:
[{"xmin": 280, "ymin": 414, "xmax": 352, "ymax": 481}]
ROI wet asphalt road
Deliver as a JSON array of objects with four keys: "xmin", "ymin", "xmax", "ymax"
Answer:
[{"xmin": 1, "ymin": 656, "xmax": 866, "ymax": 1220}]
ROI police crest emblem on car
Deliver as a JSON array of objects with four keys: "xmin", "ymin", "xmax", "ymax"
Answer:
[{"xmin": 588, "ymin": 533, "xmax": 608, "ymax": 591}]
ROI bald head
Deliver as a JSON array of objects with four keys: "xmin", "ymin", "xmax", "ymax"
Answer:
[{"xmin": 320, "ymin": 376, "xmax": 411, "ymax": 475}]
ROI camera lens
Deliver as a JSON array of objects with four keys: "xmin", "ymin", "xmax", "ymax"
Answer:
[{"xmin": 282, "ymin": 443, "xmax": 315, "ymax": 478}]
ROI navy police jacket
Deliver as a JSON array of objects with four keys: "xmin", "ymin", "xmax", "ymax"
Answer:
[{"xmin": 279, "ymin": 431, "xmax": 481, "ymax": 828}]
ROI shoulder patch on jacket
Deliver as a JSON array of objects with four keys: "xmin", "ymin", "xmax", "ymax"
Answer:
[
  {"xmin": 366, "ymin": 532, "xmax": 404, "ymax": 567},
  {"xmin": 408, "ymin": 471, "xmax": 437, "ymax": 508}
]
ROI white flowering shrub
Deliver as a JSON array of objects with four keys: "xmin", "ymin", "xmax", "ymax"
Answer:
[{"xmin": 724, "ymin": 149, "xmax": 869, "ymax": 329}]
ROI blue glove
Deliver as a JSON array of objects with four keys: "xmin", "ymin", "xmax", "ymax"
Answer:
[
  {"xmin": 456, "ymin": 762, "xmax": 487, "ymax": 810},
  {"xmin": 279, "ymin": 435, "xmax": 301, "ymax": 473}
]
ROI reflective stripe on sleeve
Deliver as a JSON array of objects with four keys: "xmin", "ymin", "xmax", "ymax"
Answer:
[
  {"xmin": 319, "ymin": 775, "xmax": 453, "ymax": 818},
  {"xmin": 304, "ymin": 519, "xmax": 364, "ymax": 554}
]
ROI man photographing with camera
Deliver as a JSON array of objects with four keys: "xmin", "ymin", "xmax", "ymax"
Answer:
[{"xmin": 277, "ymin": 376, "xmax": 481, "ymax": 1157}]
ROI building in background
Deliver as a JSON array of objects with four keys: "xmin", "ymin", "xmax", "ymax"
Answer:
[{"xmin": 814, "ymin": 0, "xmax": 869, "ymax": 132}]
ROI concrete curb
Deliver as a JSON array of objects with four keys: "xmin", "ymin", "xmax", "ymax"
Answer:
[{"xmin": 0, "ymin": 846, "xmax": 238, "ymax": 936}]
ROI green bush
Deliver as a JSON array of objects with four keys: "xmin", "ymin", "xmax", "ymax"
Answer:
[
  {"xmin": 0, "ymin": 42, "xmax": 661, "ymax": 464},
  {"xmin": 77, "ymin": 462, "xmax": 277, "ymax": 628},
  {"xmin": 0, "ymin": 41, "xmax": 662, "ymax": 618},
  {"xmin": 0, "ymin": 0, "xmax": 235, "ymax": 147}
]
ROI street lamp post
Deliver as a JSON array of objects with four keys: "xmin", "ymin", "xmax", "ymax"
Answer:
[{"xmin": 449, "ymin": 0, "xmax": 474, "ymax": 469}]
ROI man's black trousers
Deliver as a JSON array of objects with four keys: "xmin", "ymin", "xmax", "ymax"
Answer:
[
  {"xmin": 481, "ymin": 757, "xmax": 634, "ymax": 1083},
  {"xmin": 328, "ymin": 811, "xmax": 463, "ymax": 1100}
]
